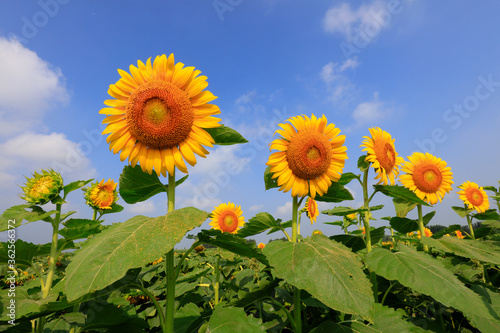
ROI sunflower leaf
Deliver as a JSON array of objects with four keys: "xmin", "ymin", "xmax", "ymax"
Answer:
[
  {"xmin": 65, "ymin": 207, "xmax": 208, "ymax": 301},
  {"xmin": 421, "ymin": 237, "xmax": 500, "ymax": 265},
  {"xmin": 0, "ymin": 205, "xmax": 58, "ymax": 232},
  {"xmin": 483, "ymin": 186, "xmax": 498, "ymax": 194},
  {"xmin": 263, "ymin": 165, "xmax": 279, "ymax": 190},
  {"xmin": 472, "ymin": 209, "xmax": 500, "ymax": 221},
  {"xmin": 431, "ymin": 224, "xmax": 462, "ymax": 239},
  {"xmin": 63, "ymin": 179, "xmax": 94, "ymax": 200},
  {"xmin": 393, "ymin": 197, "xmax": 417, "ymax": 218},
  {"xmin": 373, "ymin": 185, "xmax": 430, "ymax": 206},
  {"xmin": 389, "ymin": 217, "xmax": 419, "ymax": 234},
  {"xmin": 338, "ymin": 172, "xmax": 361, "ymax": 185},
  {"xmin": 315, "ymin": 182, "xmax": 354, "ymax": 203},
  {"xmin": 237, "ymin": 212, "xmax": 283, "ymax": 238},
  {"xmin": 357, "ymin": 155, "xmax": 369, "ymax": 172},
  {"xmin": 264, "ymin": 235, "xmax": 374, "ymax": 321},
  {"xmin": 205, "ymin": 125, "xmax": 248, "ymax": 145},
  {"xmin": 451, "ymin": 206, "xmax": 474, "ymax": 218},
  {"xmin": 203, "ymin": 305, "xmax": 266, "ymax": 333},
  {"xmin": 322, "ymin": 205, "xmax": 383, "ymax": 216}
]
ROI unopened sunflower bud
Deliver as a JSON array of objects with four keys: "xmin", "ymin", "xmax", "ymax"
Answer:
[{"xmin": 20, "ymin": 169, "xmax": 63, "ymax": 205}]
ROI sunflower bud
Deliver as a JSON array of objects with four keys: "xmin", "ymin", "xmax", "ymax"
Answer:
[
  {"xmin": 20, "ymin": 169, "xmax": 63, "ymax": 205},
  {"xmin": 83, "ymin": 179, "xmax": 118, "ymax": 210}
]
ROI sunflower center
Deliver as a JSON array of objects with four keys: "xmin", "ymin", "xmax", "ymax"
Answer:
[
  {"xmin": 286, "ymin": 131, "xmax": 332, "ymax": 180},
  {"xmin": 412, "ymin": 164, "xmax": 443, "ymax": 193},
  {"xmin": 467, "ymin": 188, "xmax": 484, "ymax": 206},
  {"xmin": 126, "ymin": 80, "xmax": 194, "ymax": 150},
  {"xmin": 29, "ymin": 177, "xmax": 54, "ymax": 199},
  {"xmin": 219, "ymin": 212, "xmax": 238, "ymax": 233}
]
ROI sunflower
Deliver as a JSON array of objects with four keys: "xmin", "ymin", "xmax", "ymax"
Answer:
[
  {"xmin": 399, "ymin": 152, "xmax": 453, "ymax": 205},
  {"xmin": 258, "ymin": 243, "xmax": 265, "ymax": 249},
  {"xmin": 360, "ymin": 127, "xmax": 404, "ymax": 185},
  {"xmin": 100, "ymin": 54, "xmax": 221, "ymax": 177},
  {"xmin": 455, "ymin": 230, "xmax": 465, "ymax": 239},
  {"xmin": 266, "ymin": 114, "xmax": 347, "ymax": 198},
  {"xmin": 20, "ymin": 169, "xmax": 63, "ymax": 205},
  {"xmin": 209, "ymin": 202, "xmax": 245, "ymax": 234},
  {"xmin": 84, "ymin": 179, "xmax": 118, "ymax": 210},
  {"xmin": 417, "ymin": 227, "xmax": 433, "ymax": 238},
  {"xmin": 457, "ymin": 181, "xmax": 490, "ymax": 213},
  {"xmin": 305, "ymin": 197, "xmax": 319, "ymax": 224},
  {"xmin": 312, "ymin": 230, "xmax": 323, "ymax": 235}
]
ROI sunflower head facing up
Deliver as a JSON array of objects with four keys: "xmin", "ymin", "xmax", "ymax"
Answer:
[
  {"xmin": 360, "ymin": 127, "xmax": 404, "ymax": 185},
  {"xmin": 266, "ymin": 114, "xmax": 348, "ymax": 198},
  {"xmin": 305, "ymin": 197, "xmax": 319, "ymax": 224},
  {"xmin": 399, "ymin": 152, "xmax": 453, "ymax": 205},
  {"xmin": 457, "ymin": 181, "xmax": 490, "ymax": 213},
  {"xmin": 100, "ymin": 54, "xmax": 221, "ymax": 177},
  {"xmin": 258, "ymin": 243, "xmax": 265, "ymax": 249},
  {"xmin": 210, "ymin": 202, "xmax": 245, "ymax": 234},
  {"xmin": 84, "ymin": 179, "xmax": 119, "ymax": 210}
]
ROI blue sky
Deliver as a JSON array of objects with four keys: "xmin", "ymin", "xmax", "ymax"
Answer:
[{"xmin": 1, "ymin": 0, "xmax": 500, "ymax": 248}]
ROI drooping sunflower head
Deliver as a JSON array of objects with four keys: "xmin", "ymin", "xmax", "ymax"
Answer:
[
  {"xmin": 360, "ymin": 127, "xmax": 404, "ymax": 185},
  {"xmin": 399, "ymin": 152, "xmax": 454, "ymax": 205},
  {"xmin": 20, "ymin": 169, "xmax": 63, "ymax": 205},
  {"xmin": 84, "ymin": 179, "xmax": 118, "ymax": 210},
  {"xmin": 258, "ymin": 243, "xmax": 265, "ymax": 249},
  {"xmin": 457, "ymin": 181, "xmax": 490, "ymax": 213},
  {"xmin": 266, "ymin": 114, "xmax": 348, "ymax": 198},
  {"xmin": 209, "ymin": 202, "xmax": 245, "ymax": 234},
  {"xmin": 100, "ymin": 54, "xmax": 221, "ymax": 177},
  {"xmin": 305, "ymin": 197, "xmax": 319, "ymax": 224}
]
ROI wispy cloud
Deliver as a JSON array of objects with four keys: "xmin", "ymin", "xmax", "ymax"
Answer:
[
  {"xmin": 320, "ymin": 58, "xmax": 359, "ymax": 102},
  {"xmin": 352, "ymin": 92, "xmax": 392, "ymax": 125}
]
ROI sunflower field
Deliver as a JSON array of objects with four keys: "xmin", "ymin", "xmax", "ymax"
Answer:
[{"xmin": 1, "ymin": 54, "xmax": 500, "ymax": 333}]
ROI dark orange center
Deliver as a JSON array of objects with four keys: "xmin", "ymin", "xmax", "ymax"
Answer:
[
  {"xmin": 126, "ymin": 80, "xmax": 193, "ymax": 149},
  {"xmin": 307, "ymin": 199, "xmax": 317, "ymax": 217},
  {"xmin": 466, "ymin": 188, "xmax": 484, "ymax": 206},
  {"xmin": 375, "ymin": 142, "xmax": 396, "ymax": 172},
  {"xmin": 219, "ymin": 211, "xmax": 239, "ymax": 233},
  {"xmin": 412, "ymin": 164, "xmax": 443, "ymax": 193},
  {"xmin": 286, "ymin": 131, "xmax": 332, "ymax": 180}
]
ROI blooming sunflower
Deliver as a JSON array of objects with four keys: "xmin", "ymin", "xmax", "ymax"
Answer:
[
  {"xmin": 457, "ymin": 181, "xmax": 490, "ymax": 213},
  {"xmin": 360, "ymin": 127, "xmax": 404, "ymax": 185},
  {"xmin": 417, "ymin": 227, "xmax": 433, "ymax": 238},
  {"xmin": 399, "ymin": 152, "xmax": 453, "ymax": 205},
  {"xmin": 258, "ymin": 243, "xmax": 265, "ymax": 249},
  {"xmin": 100, "ymin": 54, "xmax": 221, "ymax": 177},
  {"xmin": 455, "ymin": 230, "xmax": 465, "ymax": 239},
  {"xmin": 84, "ymin": 179, "xmax": 118, "ymax": 210},
  {"xmin": 20, "ymin": 169, "xmax": 63, "ymax": 205},
  {"xmin": 266, "ymin": 114, "xmax": 347, "ymax": 198},
  {"xmin": 209, "ymin": 202, "xmax": 245, "ymax": 234},
  {"xmin": 305, "ymin": 197, "xmax": 319, "ymax": 224}
]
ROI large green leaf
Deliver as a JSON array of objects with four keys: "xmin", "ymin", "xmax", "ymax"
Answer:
[
  {"xmin": 65, "ymin": 207, "xmax": 208, "ymax": 301},
  {"xmin": 0, "ymin": 205, "xmax": 57, "ymax": 231},
  {"xmin": 338, "ymin": 172, "xmax": 361, "ymax": 186},
  {"xmin": 322, "ymin": 205, "xmax": 383, "ymax": 216},
  {"xmin": 202, "ymin": 305, "xmax": 266, "ymax": 332},
  {"xmin": 389, "ymin": 217, "xmax": 419, "ymax": 234},
  {"xmin": 366, "ymin": 245, "xmax": 500, "ymax": 329},
  {"xmin": 263, "ymin": 235, "xmax": 374, "ymax": 321},
  {"xmin": 451, "ymin": 206, "xmax": 474, "ymax": 218},
  {"xmin": 237, "ymin": 212, "xmax": 284, "ymax": 238},
  {"xmin": 420, "ymin": 237, "xmax": 500, "ymax": 265},
  {"xmin": 263, "ymin": 165, "xmax": 279, "ymax": 191},
  {"xmin": 392, "ymin": 198, "xmax": 417, "ymax": 218},
  {"xmin": 58, "ymin": 218, "xmax": 104, "ymax": 241},
  {"xmin": 204, "ymin": 125, "xmax": 248, "ymax": 145},
  {"xmin": 329, "ymin": 235, "xmax": 366, "ymax": 252},
  {"xmin": 315, "ymin": 182, "xmax": 354, "ymax": 203},
  {"xmin": 470, "ymin": 285, "xmax": 500, "ymax": 332},
  {"xmin": 373, "ymin": 185, "xmax": 429, "ymax": 206},
  {"xmin": 473, "ymin": 209, "xmax": 500, "ymax": 221}
]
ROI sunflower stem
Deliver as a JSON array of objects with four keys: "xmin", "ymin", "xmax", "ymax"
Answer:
[
  {"xmin": 291, "ymin": 196, "xmax": 302, "ymax": 333},
  {"xmin": 362, "ymin": 169, "xmax": 372, "ymax": 253},
  {"xmin": 417, "ymin": 204, "xmax": 429, "ymax": 252},
  {"xmin": 42, "ymin": 203, "xmax": 61, "ymax": 299},
  {"xmin": 214, "ymin": 246, "xmax": 221, "ymax": 306},
  {"xmin": 465, "ymin": 207, "xmax": 476, "ymax": 240},
  {"xmin": 164, "ymin": 171, "xmax": 176, "ymax": 333}
]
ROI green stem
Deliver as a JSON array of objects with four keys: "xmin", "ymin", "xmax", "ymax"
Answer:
[
  {"xmin": 42, "ymin": 203, "xmax": 61, "ymax": 298},
  {"xmin": 362, "ymin": 169, "xmax": 372, "ymax": 253},
  {"xmin": 380, "ymin": 282, "xmax": 394, "ymax": 306},
  {"xmin": 92, "ymin": 208, "xmax": 97, "ymax": 221},
  {"xmin": 465, "ymin": 207, "xmax": 476, "ymax": 240},
  {"xmin": 133, "ymin": 283, "xmax": 166, "ymax": 329},
  {"xmin": 214, "ymin": 247, "xmax": 221, "ymax": 305},
  {"xmin": 297, "ymin": 211, "xmax": 302, "ymax": 236},
  {"xmin": 165, "ymin": 171, "xmax": 176, "ymax": 333},
  {"xmin": 174, "ymin": 241, "xmax": 200, "ymax": 280},
  {"xmin": 417, "ymin": 204, "xmax": 429, "ymax": 252},
  {"xmin": 291, "ymin": 196, "xmax": 302, "ymax": 333}
]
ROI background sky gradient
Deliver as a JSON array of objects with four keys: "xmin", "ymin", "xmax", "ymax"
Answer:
[{"xmin": 1, "ymin": 0, "xmax": 499, "ymax": 248}]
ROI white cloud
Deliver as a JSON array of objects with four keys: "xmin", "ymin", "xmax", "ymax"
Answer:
[
  {"xmin": 192, "ymin": 145, "xmax": 251, "ymax": 177},
  {"xmin": 320, "ymin": 58, "xmax": 359, "ymax": 102},
  {"xmin": 352, "ymin": 92, "xmax": 391, "ymax": 124},
  {"xmin": 127, "ymin": 201, "xmax": 156, "ymax": 214},
  {"xmin": 0, "ymin": 37, "xmax": 69, "ymax": 136},
  {"xmin": 249, "ymin": 204, "xmax": 264, "ymax": 212},
  {"xmin": 275, "ymin": 201, "xmax": 292, "ymax": 219},
  {"xmin": 323, "ymin": 1, "xmax": 388, "ymax": 40}
]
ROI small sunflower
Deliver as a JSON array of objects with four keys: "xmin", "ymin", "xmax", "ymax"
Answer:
[
  {"xmin": 455, "ymin": 230, "xmax": 465, "ymax": 239},
  {"xmin": 84, "ymin": 179, "xmax": 118, "ymax": 210},
  {"xmin": 305, "ymin": 197, "xmax": 319, "ymax": 224},
  {"xmin": 312, "ymin": 230, "xmax": 323, "ymax": 235},
  {"xmin": 209, "ymin": 202, "xmax": 245, "ymax": 234},
  {"xmin": 346, "ymin": 212, "xmax": 358, "ymax": 221},
  {"xmin": 258, "ymin": 243, "xmax": 265, "ymax": 249},
  {"xmin": 457, "ymin": 181, "xmax": 490, "ymax": 213},
  {"xmin": 360, "ymin": 127, "xmax": 404, "ymax": 185},
  {"xmin": 194, "ymin": 245, "xmax": 205, "ymax": 253},
  {"xmin": 100, "ymin": 54, "xmax": 221, "ymax": 177},
  {"xmin": 417, "ymin": 227, "xmax": 433, "ymax": 238},
  {"xmin": 20, "ymin": 169, "xmax": 63, "ymax": 205},
  {"xmin": 266, "ymin": 114, "xmax": 348, "ymax": 198},
  {"xmin": 399, "ymin": 152, "xmax": 453, "ymax": 205}
]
